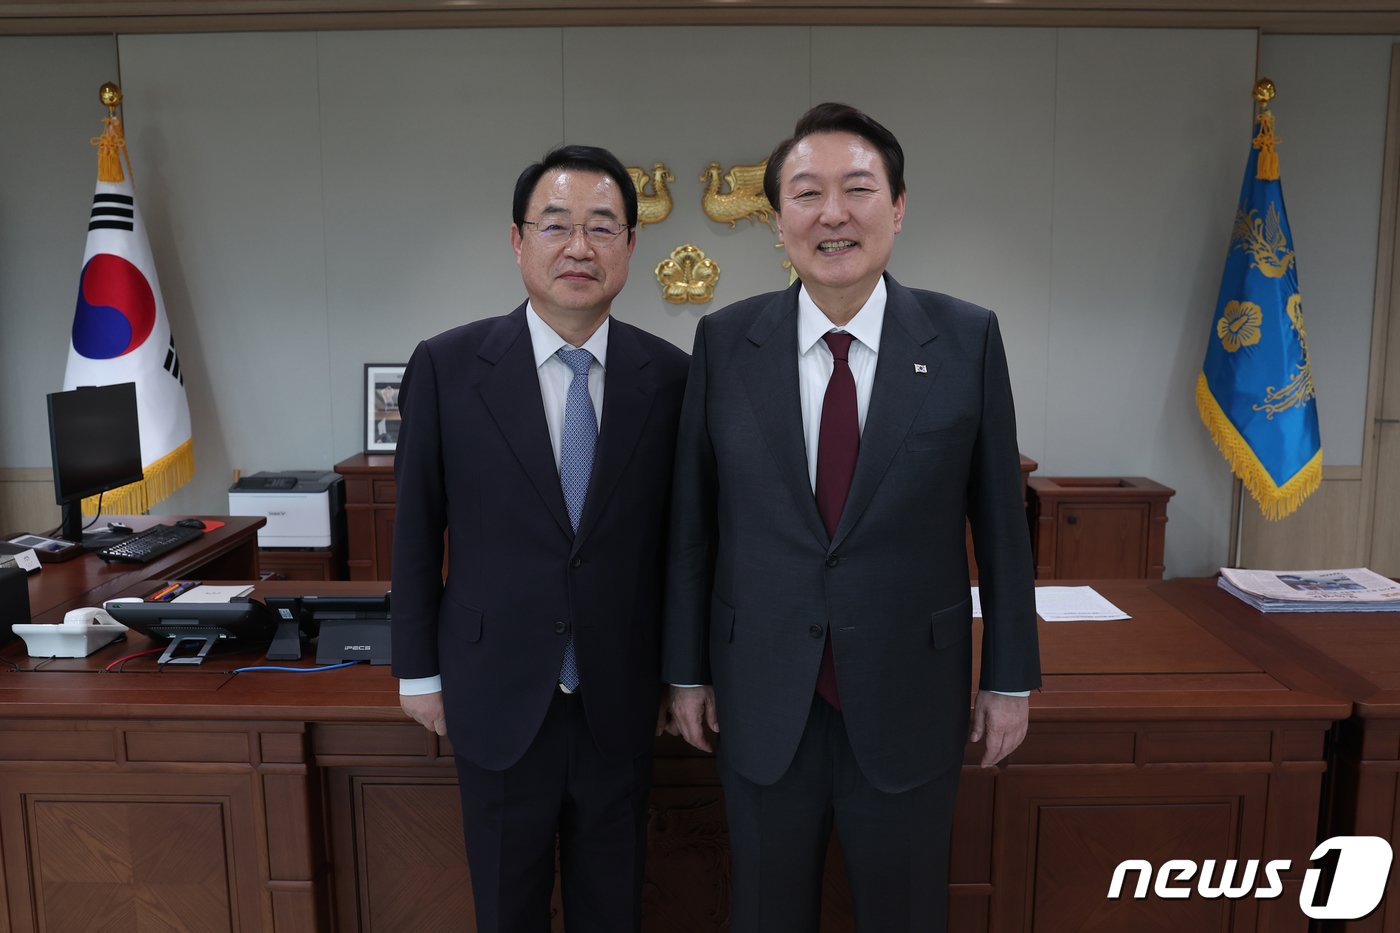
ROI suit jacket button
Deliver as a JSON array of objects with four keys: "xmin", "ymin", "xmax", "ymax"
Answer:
[
  {"xmin": 554, "ymin": 621, "xmax": 568, "ymax": 634},
  {"xmin": 825, "ymin": 556, "xmax": 839, "ymax": 567},
  {"xmin": 570, "ymin": 557, "xmax": 583, "ymax": 568},
  {"xmin": 809, "ymin": 624, "xmax": 824, "ymax": 638}
]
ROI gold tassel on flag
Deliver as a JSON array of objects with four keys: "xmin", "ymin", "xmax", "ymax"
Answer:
[
  {"xmin": 93, "ymin": 82, "xmax": 126, "ymax": 184},
  {"xmin": 1252, "ymin": 79, "xmax": 1280, "ymax": 182},
  {"xmin": 90, "ymin": 438, "xmax": 197, "ymax": 517}
]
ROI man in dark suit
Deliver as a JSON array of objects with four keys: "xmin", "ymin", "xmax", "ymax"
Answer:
[
  {"xmin": 663, "ymin": 104, "xmax": 1041, "ymax": 932},
  {"xmin": 392, "ymin": 144, "xmax": 689, "ymax": 933}
]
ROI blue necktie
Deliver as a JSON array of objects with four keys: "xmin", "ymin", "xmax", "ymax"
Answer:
[{"xmin": 557, "ymin": 347, "xmax": 596, "ymax": 691}]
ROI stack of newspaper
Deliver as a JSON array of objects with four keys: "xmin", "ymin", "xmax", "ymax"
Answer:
[{"xmin": 1218, "ymin": 567, "xmax": 1400, "ymax": 612}]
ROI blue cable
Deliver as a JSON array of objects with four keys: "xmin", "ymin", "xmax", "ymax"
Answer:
[{"xmin": 232, "ymin": 661, "xmax": 360, "ymax": 673}]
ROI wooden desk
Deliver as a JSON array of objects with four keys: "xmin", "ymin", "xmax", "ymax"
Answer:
[
  {"xmin": 20, "ymin": 514, "xmax": 265, "ymax": 624},
  {"xmin": 1172, "ymin": 578, "xmax": 1400, "ymax": 932},
  {"xmin": 0, "ymin": 578, "xmax": 1350, "ymax": 933}
]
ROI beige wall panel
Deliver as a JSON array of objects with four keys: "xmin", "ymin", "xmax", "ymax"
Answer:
[
  {"xmin": 1241, "ymin": 467, "xmax": 1363, "ymax": 570},
  {"xmin": 315, "ymin": 29, "xmax": 566, "ymax": 460},
  {"xmin": 0, "ymin": 36, "xmax": 117, "ymax": 472},
  {"xmin": 0, "ymin": 470, "xmax": 60, "ymax": 537},
  {"xmin": 1370, "ymin": 428, "xmax": 1400, "ymax": 574},
  {"xmin": 116, "ymin": 31, "xmax": 330, "ymax": 514}
]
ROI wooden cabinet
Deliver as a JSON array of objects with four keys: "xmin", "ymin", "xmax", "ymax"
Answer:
[
  {"xmin": 259, "ymin": 547, "xmax": 345, "ymax": 581},
  {"xmin": 335, "ymin": 453, "xmax": 396, "ymax": 581},
  {"xmin": 1028, "ymin": 476, "xmax": 1174, "ymax": 580},
  {"xmin": 0, "ymin": 720, "xmax": 324, "ymax": 933}
]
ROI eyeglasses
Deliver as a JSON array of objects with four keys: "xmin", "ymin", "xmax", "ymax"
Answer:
[{"xmin": 521, "ymin": 216, "xmax": 631, "ymax": 246}]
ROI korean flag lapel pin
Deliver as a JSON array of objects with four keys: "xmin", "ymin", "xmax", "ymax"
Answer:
[{"xmin": 914, "ymin": 363, "xmax": 928, "ymax": 375}]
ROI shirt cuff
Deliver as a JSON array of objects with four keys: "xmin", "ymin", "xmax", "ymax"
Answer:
[
  {"xmin": 669, "ymin": 684, "xmax": 703, "ymax": 688},
  {"xmin": 399, "ymin": 675, "xmax": 443, "ymax": 696},
  {"xmin": 987, "ymin": 689, "xmax": 1031, "ymax": 697}
]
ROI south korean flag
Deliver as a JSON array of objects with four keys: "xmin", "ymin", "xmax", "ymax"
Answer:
[{"xmin": 62, "ymin": 112, "xmax": 194, "ymax": 514}]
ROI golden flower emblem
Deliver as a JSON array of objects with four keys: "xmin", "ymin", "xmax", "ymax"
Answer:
[
  {"xmin": 655, "ymin": 244, "xmax": 720, "ymax": 304},
  {"xmin": 1217, "ymin": 300, "xmax": 1263, "ymax": 352}
]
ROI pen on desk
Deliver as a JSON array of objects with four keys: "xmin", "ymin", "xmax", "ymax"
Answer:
[
  {"xmin": 149, "ymin": 580, "xmax": 201, "ymax": 602},
  {"xmin": 166, "ymin": 580, "xmax": 201, "ymax": 599},
  {"xmin": 147, "ymin": 582, "xmax": 180, "ymax": 601}
]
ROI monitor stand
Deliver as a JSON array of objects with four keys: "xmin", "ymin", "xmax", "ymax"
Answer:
[
  {"xmin": 79, "ymin": 530, "xmax": 131, "ymax": 551},
  {"xmin": 57, "ymin": 501, "xmax": 86, "ymax": 544},
  {"xmin": 59, "ymin": 501, "xmax": 138, "ymax": 551}
]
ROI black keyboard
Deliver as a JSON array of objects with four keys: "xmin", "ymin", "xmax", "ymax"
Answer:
[{"xmin": 95, "ymin": 523, "xmax": 204, "ymax": 563}]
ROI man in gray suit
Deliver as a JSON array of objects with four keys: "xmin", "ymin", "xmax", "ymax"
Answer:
[{"xmin": 662, "ymin": 103, "xmax": 1041, "ymax": 932}]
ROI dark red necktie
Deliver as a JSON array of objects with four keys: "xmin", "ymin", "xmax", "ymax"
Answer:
[{"xmin": 814, "ymin": 331, "xmax": 858, "ymax": 709}]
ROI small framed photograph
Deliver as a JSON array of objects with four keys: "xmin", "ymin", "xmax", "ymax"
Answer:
[{"xmin": 364, "ymin": 363, "xmax": 406, "ymax": 453}]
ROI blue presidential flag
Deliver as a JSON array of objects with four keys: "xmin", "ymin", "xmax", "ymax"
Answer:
[{"xmin": 1196, "ymin": 92, "xmax": 1321, "ymax": 520}]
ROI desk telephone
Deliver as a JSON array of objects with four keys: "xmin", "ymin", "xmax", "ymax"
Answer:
[{"xmin": 12, "ymin": 607, "xmax": 127, "ymax": 657}]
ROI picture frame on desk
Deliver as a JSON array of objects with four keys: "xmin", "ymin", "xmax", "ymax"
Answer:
[{"xmin": 364, "ymin": 363, "xmax": 405, "ymax": 453}]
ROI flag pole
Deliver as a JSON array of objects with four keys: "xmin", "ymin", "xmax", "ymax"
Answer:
[{"xmin": 1228, "ymin": 476, "xmax": 1244, "ymax": 569}]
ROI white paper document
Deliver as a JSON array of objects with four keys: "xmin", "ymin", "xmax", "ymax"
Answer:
[
  {"xmin": 172, "ymin": 584, "xmax": 255, "ymax": 604},
  {"xmin": 969, "ymin": 585, "xmax": 1129, "ymax": 621},
  {"xmin": 1033, "ymin": 586, "xmax": 1131, "ymax": 621}
]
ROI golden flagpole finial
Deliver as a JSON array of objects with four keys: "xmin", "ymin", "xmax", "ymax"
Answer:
[
  {"xmin": 99, "ymin": 81, "xmax": 122, "ymax": 113},
  {"xmin": 1253, "ymin": 78, "xmax": 1276, "ymax": 108},
  {"xmin": 1251, "ymin": 78, "xmax": 1280, "ymax": 181}
]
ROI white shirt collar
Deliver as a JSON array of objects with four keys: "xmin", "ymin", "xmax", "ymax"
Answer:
[
  {"xmin": 796, "ymin": 276, "xmax": 886, "ymax": 356},
  {"xmin": 525, "ymin": 302, "xmax": 610, "ymax": 369}
]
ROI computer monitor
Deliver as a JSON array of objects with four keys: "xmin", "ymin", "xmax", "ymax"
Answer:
[
  {"xmin": 103, "ymin": 597, "xmax": 277, "ymax": 665},
  {"xmin": 47, "ymin": 383, "xmax": 144, "ymax": 544}
]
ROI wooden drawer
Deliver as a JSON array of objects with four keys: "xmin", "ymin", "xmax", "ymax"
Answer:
[{"xmin": 260, "ymin": 547, "xmax": 344, "ymax": 581}]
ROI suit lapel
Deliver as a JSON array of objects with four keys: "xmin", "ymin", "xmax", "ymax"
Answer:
[
  {"xmin": 477, "ymin": 305, "xmax": 574, "ymax": 540},
  {"xmin": 738, "ymin": 285, "xmax": 829, "ymax": 549},
  {"xmin": 831, "ymin": 275, "xmax": 941, "ymax": 551},
  {"xmin": 573, "ymin": 320, "xmax": 656, "ymax": 553}
]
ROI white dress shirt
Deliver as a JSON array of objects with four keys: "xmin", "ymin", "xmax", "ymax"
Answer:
[
  {"xmin": 796, "ymin": 279, "xmax": 885, "ymax": 491},
  {"xmin": 400, "ymin": 304, "xmax": 608, "ymax": 697}
]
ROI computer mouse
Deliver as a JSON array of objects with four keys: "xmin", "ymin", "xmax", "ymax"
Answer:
[
  {"xmin": 106, "ymin": 522, "xmax": 133, "ymax": 534},
  {"xmin": 175, "ymin": 519, "xmax": 207, "ymax": 530}
]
